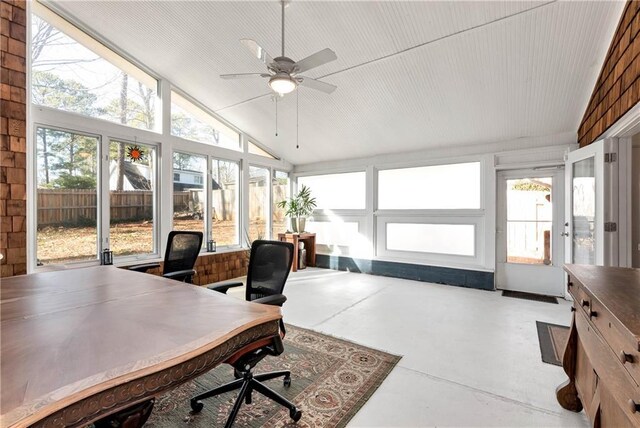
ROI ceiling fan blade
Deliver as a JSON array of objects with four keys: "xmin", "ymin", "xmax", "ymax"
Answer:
[
  {"xmin": 240, "ymin": 39, "xmax": 274, "ymax": 66},
  {"xmin": 294, "ymin": 48, "xmax": 337, "ymax": 74},
  {"xmin": 298, "ymin": 76, "xmax": 337, "ymax": 94},
  {"xmin": 220, "ymin": 73, "xmax": 270, "ymax": 80}
]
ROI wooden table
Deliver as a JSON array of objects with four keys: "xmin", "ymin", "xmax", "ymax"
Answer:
[
  {"xmin": 1, "ymin": 266, "xmax": 281, "ymax": 428},
  {"xmin": 557, "ymin": 264, "xmax": 640, "ymax": 427},
  {"xmin": 277, "ymin": 233, "xmax": 316, "ymax": 272}
]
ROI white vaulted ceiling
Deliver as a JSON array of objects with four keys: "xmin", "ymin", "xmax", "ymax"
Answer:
[{"xmin": 48, "ymin": 1, "xmax": 624, "ymax": 165}]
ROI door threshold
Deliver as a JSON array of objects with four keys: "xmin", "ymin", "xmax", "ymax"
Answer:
[{"xmin": 501, "ymin": 290, "xmax": 558, "ymax": 304}]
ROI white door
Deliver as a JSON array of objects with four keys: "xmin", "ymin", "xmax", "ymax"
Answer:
[
  {"xmin": 496, "ymin": 168, "xmax": 565, "ymax": 296},
  {"xmin": 564, "ymin": 139, "xmax": 618, "ymax": 266}
]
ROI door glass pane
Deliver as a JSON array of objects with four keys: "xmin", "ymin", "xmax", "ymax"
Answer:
[
  {"xmin": 36, "ymin": 127, "xmax": 99, "ymax": 265},
  {"xmin": 572, "ymin": 158, "xmax": 596, "ymax": 264},
  {"xmin": 249, "ymin": 166, "xmax": 269, "ymax": 242},
  {"xmin": 272, "ymin": 171, "xmax": 289, "ymax": 237},
  {"xmin": 506, "ymin": 177, "xmax": 552, "ymax": 264},
  {"xmin": 109, "ymin": 141, "xmax": 156, "ymax": 257},
  {"xmin": 211, "ymin": 159, "xmax": 239, "ymax": 247},
  {"xmin": 173, "ymin": 152, "xmax": 206, "ymax": 241}
]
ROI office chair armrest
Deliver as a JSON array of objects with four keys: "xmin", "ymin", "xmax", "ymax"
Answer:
[
  {"xmin": 128, "ymin": 263, "xmax": 161, "ymax": 273},
  {"xmin": 207, "ymin": 281, "xmax": 244, "ymax": 294},
  {"xmin": 253, "ymin": 294, "xmax": 287, "ymax": 307},
  {"xmin": 163, "ymin": 269, "xmax": 196, "ymax": 281}
]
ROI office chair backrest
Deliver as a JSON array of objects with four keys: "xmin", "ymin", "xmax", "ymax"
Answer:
[
  {"xmin": 163, "ymin": 231, "xmax": 203, "ymax": 275},
  {"xmin": 246, "ymin": 240, "xmax": 294, "ymax": 302}
]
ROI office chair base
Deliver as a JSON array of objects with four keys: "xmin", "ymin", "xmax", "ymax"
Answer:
[{"xmin": 190, "ymin": 370, "xmax": 301, "ymax": 427}]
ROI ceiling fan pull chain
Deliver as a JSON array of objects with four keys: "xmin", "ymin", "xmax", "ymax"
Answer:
[
  {"xmin": 275, "ymin": 96, "xmax": 278, "ymax": 136},
  {"xmin": 296, "ymin": 90, "xmax": 299, "ymax": 149}
]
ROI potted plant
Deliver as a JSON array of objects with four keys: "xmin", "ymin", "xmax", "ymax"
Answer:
[{"xmin": 277, "ymin": 184, "xmax": 317, "ymax": 233}]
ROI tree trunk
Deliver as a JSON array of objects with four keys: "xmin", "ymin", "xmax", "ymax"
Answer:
[{"xmin": 116, "ymin": 72, "xmax": 128, "ymax": 191}]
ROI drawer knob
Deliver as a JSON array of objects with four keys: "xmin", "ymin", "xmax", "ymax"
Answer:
[
  {"xmin": 630, "ymin": 399, "xmax": 640, "ymax": 414},
  {"xmin": 567, "ymin": 281, "xmax": 573, "ymax": 287},
  {"xmin": 589, "ymin": 310, "xmax": 598, "ymax": 319},
  {"xmin": 570, "ymin": 306, "xmax": 576, "ymax": 312},
  {"xmin": 619, "ymin": 351, "xmax": 634, "ymax": 364},
  {"xmin": 581, "ymin": 299, "xmax": 590, "ymax": 307}
]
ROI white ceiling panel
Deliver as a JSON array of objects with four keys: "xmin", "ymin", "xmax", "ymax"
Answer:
[{"xmin": 48, "ymin": 0, "xmax": 625, "ymax": 165}]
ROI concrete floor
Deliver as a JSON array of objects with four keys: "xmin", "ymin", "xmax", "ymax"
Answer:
[{"xmin": 267, "ymin": 267, "xmax": 589, "ymax": 427}]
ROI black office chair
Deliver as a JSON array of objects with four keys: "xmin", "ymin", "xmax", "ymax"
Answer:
[
  {"xmin": 129, "ymin": 230, "xmax": 203, "ymax": 283},
  {"xmin": 190, "ymin": 240, "xmax": 301, "ymax": 428}
]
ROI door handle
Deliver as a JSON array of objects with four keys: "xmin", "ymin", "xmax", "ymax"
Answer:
[{"xmin": 561, "ymin": 232, "xmax": 569, "ymax": 237}]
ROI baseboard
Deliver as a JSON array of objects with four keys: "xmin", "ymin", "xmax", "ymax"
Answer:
[{"xmin": 315, "ymin": 254, "xmax": 494, "ymax": 291}]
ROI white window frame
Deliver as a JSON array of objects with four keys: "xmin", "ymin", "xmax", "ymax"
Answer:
[
  {"xmin": 107, "ymin": 137, "xmax": 161, "ymax": 262},
  {"xmin": 27, "ymin": 7, "xmax": 292, "ymax": 272}
]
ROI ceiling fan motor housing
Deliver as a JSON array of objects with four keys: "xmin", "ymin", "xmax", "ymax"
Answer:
[{"xmin": 270, "ymin": 56, "xmax": 297, "ymax": 74}]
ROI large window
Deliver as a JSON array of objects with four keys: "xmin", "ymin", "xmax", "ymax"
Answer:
[
  {"xmin": 249, "ymin": 141, "xmax": 276, "ymax": 159},
  {"xmin": 28, "ymin": 7, "xmax": 293, "ymax": 270},
  {"xmin": 31, "ymin": 12, "xmax": 157, "ymax": 131},
  {"xmin": 386, "ymin": 223, "xmax": 475, "ymax": 256},
  {"xmin": 249, "ymin": 166, "xmax": 269, "ymax": 242},
  {"xmin": 173, "ymin": 152, "xmax": 206, "ymax": 238},
  {"xmin": 36, "ymin": 127, "xmax": 99, "ymax": 265},
  {"xmin": 378, "ymin": 162, "xmax": 481, "ymax": 209},
  {"xmin": 298, "ymin": 172, "xmax": 366, "ymax": 210},
  {"xmin": 211, "ymin": 159, "xmax": 240, "ymax": 247},
  {"xmin": 109, "ymin": 141, "xmax": 157, "ymax": 256},
  {"xmin": 171, "ymin": 92, "xmax": 240, "ymax": 150},
  {"xmin": 272, "ymin": 171, "xmax": 289, "ymax": 236}
]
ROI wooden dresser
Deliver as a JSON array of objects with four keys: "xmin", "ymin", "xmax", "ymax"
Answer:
[{"xmin": 557, "ymin": 264, "xmax": 640, "ymax": 427}]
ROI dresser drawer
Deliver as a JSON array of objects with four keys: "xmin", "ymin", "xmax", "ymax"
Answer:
[
  {"xmin": 571, "ymin": 280, "xmax": 593, "ymax": 320},
  {"xmin": 600, "ymin": 384, "xmax": 640, "ymax": 428},
  {"xmin": 575, "ymin": 312, "xmax": 640, "ymax": 427},
  {"xmin": 589, "ymin": 297, "xmax": 640, "ymax": 386}
]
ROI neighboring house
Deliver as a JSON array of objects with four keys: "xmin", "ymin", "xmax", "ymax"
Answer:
[{"xmin": 109, "ymin": 161, "xmax": 223, "ymax": 191}]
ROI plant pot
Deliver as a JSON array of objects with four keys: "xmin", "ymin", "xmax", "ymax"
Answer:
[
  {"xmin": 297, "ymin": 217, "xmax": 306, "ymax": 233},
  {"xmin": 290, "ymin": 217, "xmax": 298, "ymax": 233}
]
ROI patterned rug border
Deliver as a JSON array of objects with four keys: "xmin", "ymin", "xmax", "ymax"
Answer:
[
  {"xmin": 285, "ymin": 324, "xmax": 403, "ymax": 427},
  {"xmin": 142, "ymin": 323, "xmax": 403, "ymax": 428}
]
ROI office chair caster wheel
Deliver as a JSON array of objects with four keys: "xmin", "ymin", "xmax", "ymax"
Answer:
[
  {"xmin": 190, "ymin": 400, "xmax": 204, "ymax": 413},
  {"xmin": 290, "ymin": 408, "xmax": 302, "ymax": 422},
  {"xmin": 283, "ymin": 374, "xmax": 291, "ymax": 387}
]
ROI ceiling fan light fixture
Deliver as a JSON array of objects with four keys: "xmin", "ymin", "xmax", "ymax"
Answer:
[{"xmin": 269, "ymin": 73, "xmax": 297, "ymax": 94}]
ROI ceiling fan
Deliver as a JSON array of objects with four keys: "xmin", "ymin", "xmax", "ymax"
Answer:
[{"xmin": 221, "ymin": 0, "xmax": 338, "ymax": 95}]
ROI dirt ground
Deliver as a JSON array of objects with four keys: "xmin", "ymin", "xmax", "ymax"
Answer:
[{"xmin": 37, "ymin": 218, "xmax": 286, "ymax": 265}]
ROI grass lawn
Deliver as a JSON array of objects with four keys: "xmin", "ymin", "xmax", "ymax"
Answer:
[{"xmin": 37, "ymin": 219, "xmax": 286, "ymax": 265}]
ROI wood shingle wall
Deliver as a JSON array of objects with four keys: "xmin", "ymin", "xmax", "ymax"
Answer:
[
  {"xmin": 1, "ymin": 0, "xmax": 27, "ymax": 277},
  {"xmin": 578, "ymin": 1, "xmax": 640, "ymax": 147}
]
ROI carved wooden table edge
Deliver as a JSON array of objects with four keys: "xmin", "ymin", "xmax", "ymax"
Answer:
[{"xmin": 5, "ymin": 320, "xmax": 280, "ymax": 428}]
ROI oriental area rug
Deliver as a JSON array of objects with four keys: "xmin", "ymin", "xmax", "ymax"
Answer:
[{"xmin": 144, "ymin": 325, "xmax": 401, "ymax": 428}]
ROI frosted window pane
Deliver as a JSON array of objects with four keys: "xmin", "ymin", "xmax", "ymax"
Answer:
[
  {"xmin": 306, "ymin": 221, "xmax": 360, "ymax": 247},
  {"xmin": 298, "ymin": 172, "xmax": 365, "ymax": 209},
  {"xmin": 379, "ymin": 162, "xmax": 480, "ymax": 209},
  {"xmin": 386, "ymin": 223, "xmax": 475, "ymax": 256}
]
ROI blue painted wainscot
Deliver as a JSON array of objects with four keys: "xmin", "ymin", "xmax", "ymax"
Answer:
[{"xmin": 316, "ymin": 254, "xmax": 494, "ymax": 291}]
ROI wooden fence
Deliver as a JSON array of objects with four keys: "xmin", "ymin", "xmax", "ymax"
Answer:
[{"xmin": 37, "ymin": 185, "xmax": 287, "ymax": 226}]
